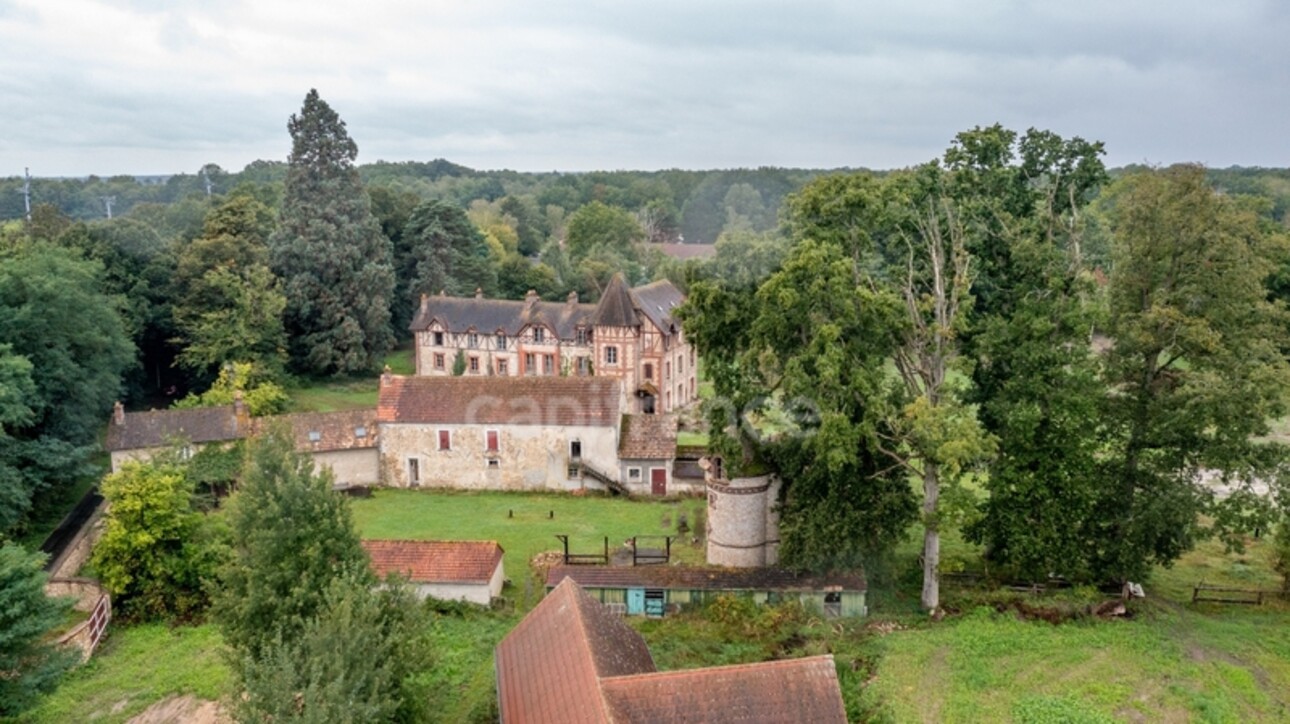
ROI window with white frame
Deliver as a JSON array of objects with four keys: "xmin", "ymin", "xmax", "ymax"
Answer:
[{"xmin": 605, "ymin": 346, "xmax": 618, "ymax": 365}]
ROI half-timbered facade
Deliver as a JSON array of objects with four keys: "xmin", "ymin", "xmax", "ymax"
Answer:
[{"xmin": 409, "ymin": 274, "xmax": 696, "ymax": 414}]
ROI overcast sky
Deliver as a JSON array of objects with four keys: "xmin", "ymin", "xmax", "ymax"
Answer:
[{"xmin": 1, "ymin": 0, "xmax": 1286, "ymax": 177}]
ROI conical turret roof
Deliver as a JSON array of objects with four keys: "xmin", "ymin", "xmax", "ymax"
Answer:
[{"xmin": 590, "ymin": 273, "xmax": 640, "ymax": 327}]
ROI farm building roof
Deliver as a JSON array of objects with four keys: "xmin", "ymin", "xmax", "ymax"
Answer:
[
  {"xmin": 255, "ymin": 409, "xmax": 379, "ymax": 452},
  {"xmin": 545, "ymin": 565, "xmax": 866, "ymax": 593},
  {"xmin": 618, "ymin": 413, "xmax": 679, "ymax": 460},
  {"xmin": 495, "ymin": 578, "xmax": 655, "ymax": 723},
  {"xmin": 599, "ymin": 655, "xmax": 847, "ymax": 724},
  {"xmin": 494, "ymin": 578, "xmax": 847, "ymax": 724},
  {"xmin": 105, "ymin": 403, "xmax": 247, "ymax": 452},
  {"xmin": 362, "ymin": 540, "xmax": 504, "ymax": 585},
  {"xmin": 377, "ymin": 375, "xmax": 621, "ymax": 428}
]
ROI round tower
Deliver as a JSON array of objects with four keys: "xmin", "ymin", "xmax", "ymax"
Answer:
[{"xmin": 705, "ymin": 460, "xmax": 777, "ymax": 567}]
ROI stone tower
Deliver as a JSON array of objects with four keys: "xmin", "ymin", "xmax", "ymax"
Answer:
[{"xmin": 704, "ymin": 457, "xmax": 781, "ymax": 568}]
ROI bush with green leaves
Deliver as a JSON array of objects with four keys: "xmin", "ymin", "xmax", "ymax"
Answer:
[{"xmin": 91, "ymin": 459, "xmax": 227, "ymax": 621}]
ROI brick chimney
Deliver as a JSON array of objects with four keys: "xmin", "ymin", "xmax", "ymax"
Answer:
[
  {"xmin": 380, "ymin": 364, "xmax": 393, "ymax": 388},
  {"xmin": 419, "ymin": 293, "xmax": 429, "ymax": 316},
  {"xmin": 475, "ymin": 287, "xmax": 484, "ymax": 299},
  {"xmin": 567, "ymin": 290, "xmax": 578, "ymax": 306},
  {"xmin": 112, "ymin": 400, "xmax": 125, "ymax": 425},
  {"xmin": 525, "ymin": 289, "xmax": 539, "ymax": 309}
]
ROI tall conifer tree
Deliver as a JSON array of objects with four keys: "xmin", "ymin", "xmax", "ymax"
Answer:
[{"xmin": 270, "ymin": 89, "xmax": 395, "ymax": 375}]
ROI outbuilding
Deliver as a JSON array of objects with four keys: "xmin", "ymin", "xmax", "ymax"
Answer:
[{"xmin": 363, "ymin": 539, "xmax": 505, "ymax": 605}]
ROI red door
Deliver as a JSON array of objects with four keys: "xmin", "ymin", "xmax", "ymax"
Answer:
[{"xmin": 650, "ymin": 468, "xmax": 666, "ymax": 496}]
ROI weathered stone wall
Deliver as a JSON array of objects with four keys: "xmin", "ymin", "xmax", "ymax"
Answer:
[
  {"xmin": 380, "ymin": 423, "xmax": 618, "ymax": 492},
  {"xmin": 618, "ymin": 459, "xmax": 673, "ymax": 496},
  {"xmin": 43, "ymin": 577, "xmax": 111, "ymax": 661},
  {"xmin": 706, "ymin": 474, "xmax": 778, "ymax": 567},
  {"xmin": 310, "ymin": 448, "xmax": 379, "ymax": 486},
  {"xmin": 47, "ymin": 500, "xmax": 107, "ymax": 579}
]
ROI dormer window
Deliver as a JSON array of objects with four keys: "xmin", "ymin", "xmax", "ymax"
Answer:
[
  {"xmin": 308, "ymin": 431, "xmax": 321, "ymax": 442},
  {"xmin": 533, "ymin": 327, "xmax": 545, "ymax": 343},
  {"xmin": 433, "ymin": 331, "xmax": 444, "ymax": 346},
  {"xmin": 355, "ymin": 426, "xmax": 367, "ymax": 438},
  {"xmin": 576, "ymin": 327, "xmax": 589, "ymax": 345},
  {"xmin": 468, "ymin": 333, "xmax": 479, "ymax": 348},
  {"xmin": 496, "ymin": 333, "xmax": 507, "ymax": 350}
]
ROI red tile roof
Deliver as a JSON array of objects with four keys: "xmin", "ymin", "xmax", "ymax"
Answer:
[
  {"xmin": 546, "ymin": 565, "xmax": 866, "ymax": 593},
  {"xmin": 495, "ymin": 578, "xmax": 655, "ymax": 724},
  {"xmin": 254, "ymin": 409, "xmax": 378, "ymax": 452},
  {"xmin": 600, "ymin": 656, "xmax": 847, "ymax": 724},
  {"xmin": 362, "ymin": 540, "xmax": 503, "ymax": 585},
  {"xmin": 377, "ymin": 375, "xmax": 621, "ymax": 428},
  {"xmin": 495, "ymin": 579, "xmax": 849, "ymax": 724},
  {"xmin": 618, "ymin": 414, "xmax": 679, "ymax": 460}
]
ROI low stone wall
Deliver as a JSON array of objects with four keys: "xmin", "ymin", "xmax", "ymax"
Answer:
[
  {"xmin": 47, "ymin": 498, "xmax": 107, "ymax": 579},
  {"xmin": 44, "ymin": 577, "xmax": 112, "ymax": 662}
]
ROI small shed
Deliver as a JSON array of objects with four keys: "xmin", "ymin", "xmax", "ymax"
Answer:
[
  {"xmin": 546, "ymin": 565, "xmax": 866, "ymax": 618},
  {"xmin": 363, "ymin": 539, "xmax": 504, "ymax": 605}
]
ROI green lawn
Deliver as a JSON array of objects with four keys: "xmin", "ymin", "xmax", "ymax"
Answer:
[
  {"xmin": 284, "ymin": 346, "xmax": 414, "ymax": 413},
  {"xmin": 20, "ymin": 623, "xmax": 230, "ymax": 724},
  {"xmin": 352, "ymin": 488, "xmax": 707, "ymax": 600}
]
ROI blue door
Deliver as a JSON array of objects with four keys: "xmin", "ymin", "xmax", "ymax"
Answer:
[{"xmin": 626, "ymin": 588, "xmax": 645, "ymax": 615}]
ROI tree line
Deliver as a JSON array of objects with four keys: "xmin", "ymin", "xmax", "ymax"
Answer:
[{"xmin": 679, "ymin": 125, "xmax": 1290, "ymax": 611}]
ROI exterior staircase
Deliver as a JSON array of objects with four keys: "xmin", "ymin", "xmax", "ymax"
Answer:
[{"xmin": 577, "ymin": 461, "xmax": 631, "ymax": 498}]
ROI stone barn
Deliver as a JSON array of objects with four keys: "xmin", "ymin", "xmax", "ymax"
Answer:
[
  {"xmin": 377, "ymin": 373, "xmax": 623, "ymax": 492},
  {"xmin": 261, "ymin": 409, "xmax": 380, "ymax": 488},
  {"xmin": 104, "ymin": 399, "xmax": 249, "ymax": 472}
]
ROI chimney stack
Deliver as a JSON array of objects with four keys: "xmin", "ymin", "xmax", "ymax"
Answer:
[
  {"xmin": 567, "ymin": 290, "xmax": 578, "ymax": 305},
  {"xmin": 475, "ymin": 287, "xmax": 483, "ymax": 299},
  {"xmin": 525, "ymin": 289, "xmax": 539, "ymax": 309},
  {"xmin": 380, "ymin": 364, "xmax": 393, "ymax": 388},
  {"xmin": 112, "ymin": 401, "xmax": 125, "ymax": 425}
]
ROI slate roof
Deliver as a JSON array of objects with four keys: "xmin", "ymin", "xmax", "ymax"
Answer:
[
  {"xmin": 495, "ymin": 578, "xmax": 656, "ymax": 724},
  {"xmin": 495, "ymin": 578, "xmax": 848, "ymax": 724},
  {"xmin": 378, "ymin": 375, "xmax": 621, "ymax": 428},
  {"xmin": 599, "ymin": 656, "xmax": 847, "ymax": 724},
  {"xmin": 105, "ymin": 405, "xmax": 245, "ymax": 452},
  {"xmin": 256, "ymin": 409, "xmax": 378, "ymax": 452},
  {"xmin": 362, "ymin": 540, "xmax": 504, "ymax": 585},
  {"xmin": 629, "ymin": 279, "xmax": 684, "ymax": 334},
  {"xmin": 545, "ymin": 565, "xmax": 866, "ymax": 593},
  {"xmin": 409, "ymin": 293, "xmax": 596, "ymax": 339},
  {"xmin": 618, "ymin": 414, "xmax": 679, "ymax": 460},
  {"xmin": 590, "ymin": 273, "xmax": 639, "ymax": 328}
]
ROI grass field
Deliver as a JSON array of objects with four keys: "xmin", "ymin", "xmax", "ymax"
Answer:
[
  {"xmin": 19, "ymin": 623, "xmax": 230, "ymax": 724},
  {"xmin": 284, "ymin": 346, "xmax": 415, "ymax": 413}
]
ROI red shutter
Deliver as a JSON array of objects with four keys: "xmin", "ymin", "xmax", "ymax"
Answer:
[
  {"xmin": 438, "ymin": 430, "xmax": 450, "ymax": 450},
  {"xmin": 487, "ymin": 430, "xmax": 499, "ymax": 452}
]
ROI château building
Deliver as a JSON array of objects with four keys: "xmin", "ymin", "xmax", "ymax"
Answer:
[{"xmin": 408, "ymin": 273, "xmax": 697, "ymax": 415}]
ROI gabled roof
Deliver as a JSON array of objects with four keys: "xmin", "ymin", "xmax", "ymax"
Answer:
[
  {"xmin": 409, "ymin": 294, "xmax": 595, "ymax": 339},
  {"xmin": 362, "ymin": 540, "xmax": 503, "ymax": 585},
  {"xmin": 546, "ymin": 565, "xmax": 866, "ymax": 594},
  {"xmin": 495, "ymin": 578, "xmax": 655, "ymax": 724},
  {"xmin": 378, "ymin": 375, "xmax": 621, "ymax": 428},
  {"xmin": 105, "ymin": 405, "xmax": 246, "ymax": 452},
  {"xmin": 599, "ymin": 656, "xmax": 847, "ymax": 724},
  {"xmin": 256, "ymin": 409, "xmax": 378, "ymax": 452},
  {"xmin": 495, "ymin": 579, "xmax": 849, "ymax": 724},
  {"xmin": 590, "ymin": 273, "xmax": 639, "ymax": 328},
  {"xmin": 629, "ymin": 279, "xmax": 684, "ymax": 334},
  {"xmin": 618, "ymin": 414, "xmax": 678, "ymax": 460}
]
